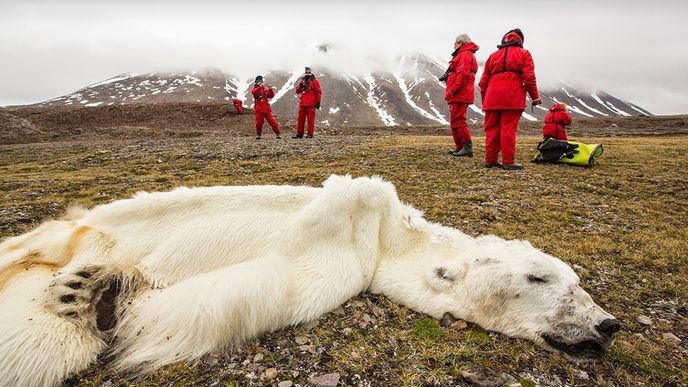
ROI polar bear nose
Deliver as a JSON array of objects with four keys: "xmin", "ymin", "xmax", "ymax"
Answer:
[{"xmin": 596, "ymin": 318, "xmax": 621, "ymax": 337}]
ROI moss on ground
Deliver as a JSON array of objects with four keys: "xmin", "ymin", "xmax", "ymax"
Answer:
[{"xmin": 1, "ymin": 134, "xmax": 686, "ymax": 386}]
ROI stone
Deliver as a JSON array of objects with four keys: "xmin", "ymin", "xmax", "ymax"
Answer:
[
  {"xmin": 263, "ymin": 368, "xmax": 278, "ymax": 380},
  {"xmin": 662, "ymin": 332, "xmax": 682, "ymax": 345},
  {"xmin": 461, "ymin": 364, "xmax": 505, "ymax": 387},
  {"xmin": 450, "ymin": 319, "xmax": 468, "ymax": 330},
  {"xmin": 295, "ymin": 336, "xmax": 309, "ymax": 345},
  {"xmin": 342, "ymin": 328, "xmax": 353, "ymax": 336},
  {"xmin": 636, "ymin": 315, "xmax": 653, "ymax": 326},
  {"xmin": 309, "ymin": 372, "xmax": 340, "ymax": 387},
  {"xmin": 253, "ymin": 353, "xmax": 264, "ymax": 362},
  {"xmin": 278, "ymin": 381, "xmax": 293, "ymax": 387},
  {"xmin": 440, "ymin": 312, "xmax": 458, "ymax": 327}
]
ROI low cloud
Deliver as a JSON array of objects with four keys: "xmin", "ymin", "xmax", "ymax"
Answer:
[{"xmin": 1, "ymin": 0, "xmax": 686, "ymax": 115}]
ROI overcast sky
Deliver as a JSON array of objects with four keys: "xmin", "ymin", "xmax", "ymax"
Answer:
[{"xmin": 1, "ymin": 0, "xmax": 687, "ymax": 115}]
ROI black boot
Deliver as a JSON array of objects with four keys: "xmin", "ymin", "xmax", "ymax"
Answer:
[{"xmin": 454, "ymin": 142, "xmax": 473, "ymax": 157}]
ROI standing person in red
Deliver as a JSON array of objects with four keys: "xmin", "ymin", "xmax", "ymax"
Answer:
[
  {"xmin": 293, "ymin": 67, "xmax": 321, "ymax": 139},
  {"xmin": 251, "ymin": 75, "xmax": 281, "ymax": 140},
  {"xmin": 542, "ymin": 103, "xmax": 572, "ymax": 141},
  {"xmin": 479, "ymin": 28, "xmax": 542, "ymax": 169},
  {"xmin": 443, "ymin": 33, "xmax": 479, "ymax": 157}
]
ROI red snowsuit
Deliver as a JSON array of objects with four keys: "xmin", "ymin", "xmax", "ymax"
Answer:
[
  {"xmin": 232, "ymin": 98, "xmax": 243, "ymax": 114},
  {"xmin": 295, "ymin": 75, "xmax": 322, "ymax": 137},
  {"xmin": 251, "ymin": 85, "xmax": 280, "ymax": 136},
  {"xmin": 445, "ymin": 41, "xmax": 479, "ymax": 150},
  {"xmin": 542, "ymin": 103, "xmax": 572, "ymax": 140},
  {"xmin": 479, "ymin": 32, "xmax": 540, "ymax": 165}
]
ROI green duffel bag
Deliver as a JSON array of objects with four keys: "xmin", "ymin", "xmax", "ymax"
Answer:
[{"xmin": 533, "ymin": 138, "xmax": 604, "ymax": 167}]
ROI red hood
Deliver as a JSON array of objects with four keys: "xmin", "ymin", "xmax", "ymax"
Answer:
[
  {"xmin": 459, "ymin": 41, "xmax": 480, "ymax": 53},
  {"xmin": 550, "ymin": 103, "xmax": 567, "ymax": 112},
  {"xmin": 501, "ymin": 31, "xmax": 523, "ymax": 45}
]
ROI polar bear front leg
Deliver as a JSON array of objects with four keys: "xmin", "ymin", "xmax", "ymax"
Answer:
[{"xmin": 109, "ymin": 255, "xmax": 305, "ymax": 374}]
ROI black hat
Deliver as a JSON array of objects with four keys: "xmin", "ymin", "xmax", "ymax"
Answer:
[
  {"xmin": 254, "ymin": 75, "xmax": 264, "ymax": 84},
  {"xmin": 509, "ymin": 28, "xmax": 524, "ymax": 41}
]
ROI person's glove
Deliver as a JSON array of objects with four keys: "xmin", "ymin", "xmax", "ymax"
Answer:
[
  {"xmin": 531, "ymin": 97, "xmax": 542, "ymax": 106},
  {"xmin": 315, "ymin": 102, "xmax": 321, "ymax": 109}
]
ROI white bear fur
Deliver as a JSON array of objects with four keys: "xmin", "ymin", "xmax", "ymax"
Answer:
[{"xmin": 0, "ymin": 175, "xmax": 617, "ymax": 386}]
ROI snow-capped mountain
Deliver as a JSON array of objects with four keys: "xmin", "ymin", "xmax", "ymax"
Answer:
[{"xmin": 35, "ymin": 56, "xmax": 652, "ymax": 127}]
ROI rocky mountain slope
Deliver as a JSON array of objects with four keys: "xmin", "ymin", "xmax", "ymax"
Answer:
[{"xmin": 31, "ymin": 56, "xmax": 652, "ymax": 127}]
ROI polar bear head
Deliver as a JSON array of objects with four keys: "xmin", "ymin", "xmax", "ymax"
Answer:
[{"xmin": 427, "ymin": 235, "xmax": 620, "ymax": 362}]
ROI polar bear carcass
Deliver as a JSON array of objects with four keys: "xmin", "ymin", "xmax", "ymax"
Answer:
[{"xmin": 0, "ymin": 175, "xmax": 620, "ymax": 386}]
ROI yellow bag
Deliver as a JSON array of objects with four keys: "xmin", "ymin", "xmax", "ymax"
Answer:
[{"xmin": 533, "ymin": 138, "xmax": 604, "ymax": 167}]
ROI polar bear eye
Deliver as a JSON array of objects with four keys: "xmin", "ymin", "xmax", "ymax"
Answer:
[{"xmin": 527, "ymin": 274, "xmax": 547, "ymax": 284}]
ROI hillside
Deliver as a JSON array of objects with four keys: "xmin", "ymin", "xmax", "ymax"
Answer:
[{"xmin": 2, "ymin": 103, "xmax": 684, "ymax": 146}]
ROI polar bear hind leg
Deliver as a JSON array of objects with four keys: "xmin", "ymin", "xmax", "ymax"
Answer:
[
  {"xmin": 0, "ymin": 264, "xmax": 146, "ymax": 387},
  {"xmin": 46, "ymin": 264, "xmax": 147, "ymax": 334}
]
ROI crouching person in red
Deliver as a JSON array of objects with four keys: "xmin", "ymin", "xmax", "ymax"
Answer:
[
  {"xmin": 293, "ymin": 66, "xmax": 321, "ymax": 139},
  {"xmin": 542, "ymin": 103, "xmax": 572, "ymax": 141},
  {"xmin": 232, "ymin": 98, "xmax": 243, "ymax": 114},
  {"xmin": 251, "ymin": 75, "xmax": 281, "ymax": 140},
  {"xmin": 444, "ymin": 33, "xmax": 479, "ymax": 157},
  {"xmin": 479, "ymin": 28, "xmax": 542, "ymax": 169}
]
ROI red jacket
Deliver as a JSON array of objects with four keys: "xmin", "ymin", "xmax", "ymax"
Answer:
[
  {"xmin": 445, "ymin": 42, "xmax": 479, "ymax": 104},
  {"xmin": 232, "ymin": 98, "xmax": 243, "ymax": 114},
  {"xmin": 251, "ymin": 85, "xmax": 275, "ymax": 114},
  {"xmin": 479, "ymin": 32, "xmax": 540, "ymax": 110},
  {"xmin": 295, "ymin": 76, "xmax": 321, "ymax": 107},
  {"xmin": 542, "ymin": 103, "xmax": 572, "ymax": 140}
]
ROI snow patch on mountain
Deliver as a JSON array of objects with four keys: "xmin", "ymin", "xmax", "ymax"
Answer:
[
  {"xmin": 364, "ymin": 74, "xmax": 397, "ymax": 126},
  {"xmin": 392, "ymin": 63, "xmax": 447, "ymax": 125}
]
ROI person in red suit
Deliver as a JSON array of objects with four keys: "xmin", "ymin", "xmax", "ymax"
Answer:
[
  {"xmin": 232, "ymin": 98, "xmax": 243, "ymax": 114},
  {"xmin": 294, "ymin": 67, "xmax": 322, "ymax": 139},
  {"xmin": 251, "ymin": 75, "xmax": 281, "ymax": 140},
  {"xmin": 542, "ymin": 103, "xmax": 572, "ymax": 141},
  {"xmin": 479, "ymin": 28, "xmax": 542, "ymax": 169},
  {"xmin": 443, "ymin": 34, "xmax": 479, "ymax": 157}
]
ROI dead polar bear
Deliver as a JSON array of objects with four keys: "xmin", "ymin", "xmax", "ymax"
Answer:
[{"xmin": 0, "ymin": 175, "xmax": 620, "ymax": 386}]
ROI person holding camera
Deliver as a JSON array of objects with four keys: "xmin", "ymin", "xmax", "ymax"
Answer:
[
  {"xmin": 442, "ymin": 34, "xmax": 480, "ymax": 157},
  {"xmin": 293, "ymin": 66, "xmax": 322, "ymax": 139},
  {"xmin": 479, "ymin": 28, "xmax": 542, "ymax": 169},
  {"xmin": 251, "ymin": 75, "xmax": 281, "ymax": 140}
]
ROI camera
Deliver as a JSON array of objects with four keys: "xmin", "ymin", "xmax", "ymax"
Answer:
[{"xmin": 438, "ymin": 69, "xmax": 451, "ymax": 83}]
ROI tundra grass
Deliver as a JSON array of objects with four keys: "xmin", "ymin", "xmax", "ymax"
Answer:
[{"xmin": 0, "ymin": 135, "xmax": 686, "ymax": 386}]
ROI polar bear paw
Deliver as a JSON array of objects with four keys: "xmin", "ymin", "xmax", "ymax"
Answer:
[{"xmin": 46, "ymin": 265, "xmax": 139, "ymax": 333}]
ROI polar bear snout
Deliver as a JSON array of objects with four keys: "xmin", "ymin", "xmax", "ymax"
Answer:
[{"xmin": 595, "ymin": 318, "xmax": 621, "ymax": 339}]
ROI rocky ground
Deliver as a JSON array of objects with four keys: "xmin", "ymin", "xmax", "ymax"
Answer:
[
  {"xmin": 2, "ymin": 103, "xmax": 686, "ymax": 145},
  {"xmin": 1, "ymin": 105, "xmax": 687, "ymax": 386}
]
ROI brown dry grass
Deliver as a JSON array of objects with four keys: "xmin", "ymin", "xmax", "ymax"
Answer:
[{"xmin": 1, "ymin": 133, "xmax": 686, "ymax": 386}]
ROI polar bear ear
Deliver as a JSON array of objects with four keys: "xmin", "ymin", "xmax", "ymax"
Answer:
[{"xmin": 425, "ymin": 263, "xmax": 465, "ymax": 291}]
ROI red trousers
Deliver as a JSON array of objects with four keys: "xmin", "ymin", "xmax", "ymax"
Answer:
[
  {"xmin": 484, "ymin": 109, "xmax": 522, "ymax": 165},
  {"xmin": 449, "ymin": 102, "xmax": 471, "ymax": 150},
  {"xmin": 255, "ymin": 112, "xmax": 280, "ymax": 136},
  {"xmin": 297, "ymin": 106, "xmax": 316, "ymax": 136},
  {"xmin": 543, "ymin": 127, "xmax": 568, "ymax": 141}
]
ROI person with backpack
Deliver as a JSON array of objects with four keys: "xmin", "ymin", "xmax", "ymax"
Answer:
[
  {"xmin": 542, "ymin": 103, "xmax": 572, "ymax": 141},
  {"xmin": 293, "ymin": 67, "xmax": 322, "ymax": 139},
  {"xmin": 251, "ymin": 75, "xmax": 281, "ymax": 140},
  {"xmin": 443, "ymin": 34, "xmax": 479, "ymax": 157},
  {"xmin": 479, "ymin": 28, "xmax": 542, "ymax": 169}
]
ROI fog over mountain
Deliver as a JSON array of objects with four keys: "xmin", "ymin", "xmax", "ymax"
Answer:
[{"xmin": 1, "ymin": 0, "xmax": 687, "ymax": 115}]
